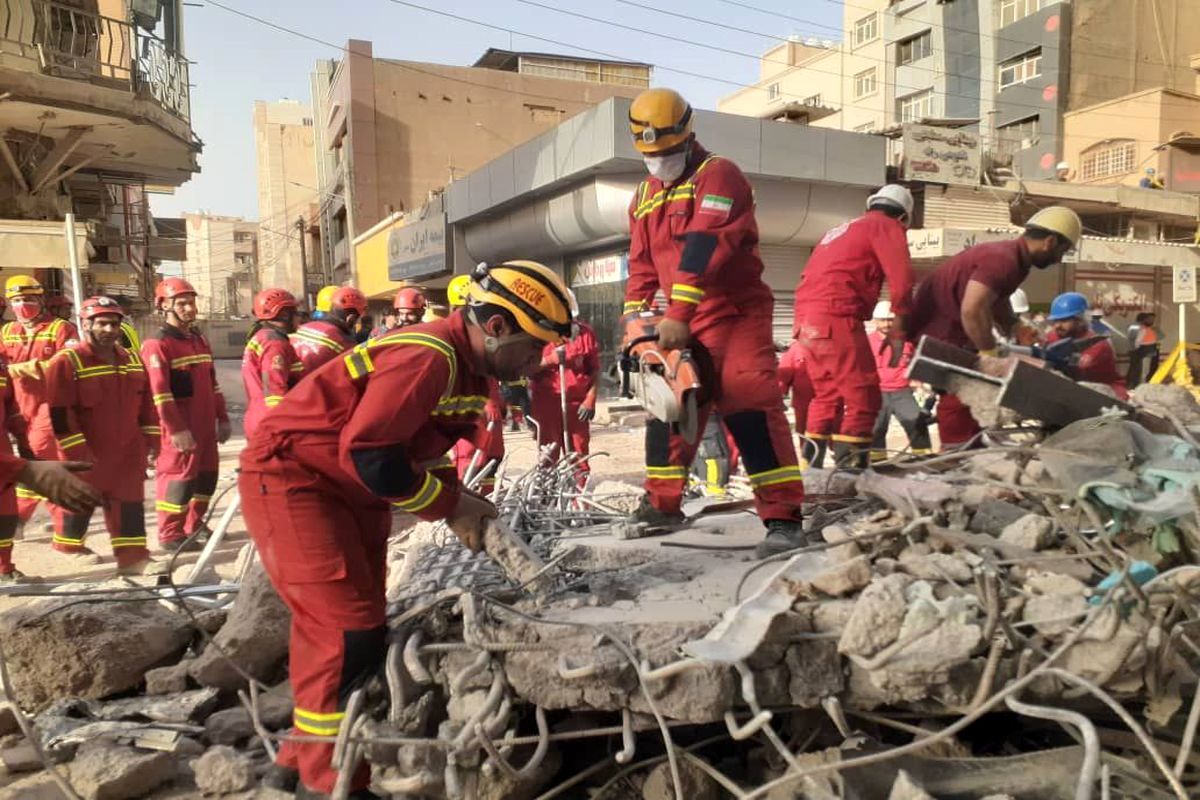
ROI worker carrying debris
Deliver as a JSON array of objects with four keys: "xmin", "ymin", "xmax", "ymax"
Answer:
[
  {"xmin": 291, "ymin": 286, "xmax": 366, "ymax": 375},
  {"xmin": 238, "ymin": 260, "xmax": 573, "ymax": 798},
  {"xmin": 44, "ymin": 296, "xmax": 165, "ymax": 574},
  {"xmin": 142, "ymin": 278, "xmax": 232, "ymax": 551},
  {"xmin": 867, "ymin": 300, "xmax": 932, "ymax": 461},
  {"xmin": 793, "ymin": 184, "xmax": 915, "ymax": 468},
  {"xmin": 1043, "ymin": 291, "xmax": 1129, "ymax": 399},
  {"xmin": 907, "ymin": 205, "xmax": 1082, "ymax": 448},
  {"xmin": 529, "ymin": 309, "xmax": 600, "ymax": 475},
  {"xmin": 242, "ymin": 289, "xmax": 302, "ymax": 439},
  {"xmin": 2, "ymin": 275, "xmax": 79, "ymax": 525},
  {"xmin": 623, "ymin": 87, "xmax": 805, "ymax": 558}
]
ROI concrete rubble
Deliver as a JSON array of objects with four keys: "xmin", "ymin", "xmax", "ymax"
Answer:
[{"xmin": 0, "ymin": 391, "xmax": 1196, "ymax": 797}]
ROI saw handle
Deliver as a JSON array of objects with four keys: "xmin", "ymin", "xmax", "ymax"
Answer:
[{"xmin": 619, "ymin": 332, "xmax": 661, "ymax": 399}]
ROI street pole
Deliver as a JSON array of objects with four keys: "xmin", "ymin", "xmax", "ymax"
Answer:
[
  {"xmin": 64, "ymin": 212, "xmax": 84, "ymax": 333},
  {"xmin": 295, "ymin": 215, "xmax": 308, "ymax": 300}
]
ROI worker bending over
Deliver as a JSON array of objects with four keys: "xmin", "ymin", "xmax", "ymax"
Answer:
[
  {"xmin": 240, "ymin": 261, "xmax": 572, "ymax": 799},
  {"xmin": 907, "ymin": 206, "xmax": 1082, "ymax": 448},
  {"xmin": 2, "ymin": 275, "xmax": 78, "ymax": 525},
  {"xmin": 793, "ymin": 184, "xmax": 915, "ymax": 468},
  {"xmin": 867, "ymin": 301, "xmax": 931, "ymax": 461},
  {"xmin": 292, "ymin": 287, "xmax": 366, "ymax": 375},
  {"xmin": 45, "ymin": 296, "xmax": 164, "ymax": 573},
  {"xmin": 142, "ymin": 279, "xmax": 231, "ymax": 550},
  {"xmin": 1043, "ymin": 292, "xmax": 1129, "ymax": 399},
  {"xmin": 529, "ymin": 313, "xmax": 600, "ymax": 475},
  {"xmin": 623, "ymin": 87, "xmax": 805, "ymax": 557},
  {"xmin": 242, "ymin": 289, "xmax": 302, "ymax": 439}
]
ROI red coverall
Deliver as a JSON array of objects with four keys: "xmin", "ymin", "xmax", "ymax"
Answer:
[
  {"xmin": 0, "ymin": 362, "xmax": 25, "ymax": 576},
  {"xmin": 290, "ymin": 318, "xmax": 355, "ymax": 377},
  {"xmin": 908, "ymin": 238, "xmax": 1033, "ymax": 448},
  {"xmin": 44, "ymin": 343, "xmax": 157, "ymax": 566},
  {"xmin": 239, "ymin": 314, "xmax": 489, "ymax": 794},
  {"xmin": 142, "ymin": 325, "xmax": 228, "ymax": 545},
  {"xmin": 449, "ymin": 379, "xmax": 505, "ymax": 494},
  {"xmin": 529, "ymin": 320, "xmax": 600, "ymax": 468},
  {"xmin": 626, "ymin": 143, "xmax": 803, "ymax": 520},
  {"xmin": 776, "ymin": 340, "xmax": 815, "ymax": 438},
  {"xmin": 241, "ymin": 327, "xmax": 303, "ymax": 439},
  {"xmin": 2, "ymin": 316, "xmax": 78, "ymax": 519},
  {"xmin": 793, "ymin": 211, "xmax": 913, "ymax": 465},
  {"xmin": 1044, "ymin": 332, "xmax": 1130, "ymax": 400}
]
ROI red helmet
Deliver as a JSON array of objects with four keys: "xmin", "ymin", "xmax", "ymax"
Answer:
[
  {"xmin": 155, "ymin": 277, "xmax": 196, "ymax": 307},
  {"xmin": 253, "ymin": 288, "xmax": 298, "ymax": 321},
  {"xmin": 79, "ymin": 296, "xmax": 124, "ymax": 321},
  {"xmin": 330, "ymin": 286, "xmax": 368, "ymax": 316},
  {"xmin": 394, "ymin": 287, "xmax": 427, "ymax": 311}
]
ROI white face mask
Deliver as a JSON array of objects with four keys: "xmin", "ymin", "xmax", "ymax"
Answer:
[{"xmin": 643, "ymin": 151, "xmax": 688, "ymax": 183}]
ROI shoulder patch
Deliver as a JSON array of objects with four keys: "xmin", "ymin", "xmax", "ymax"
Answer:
[{"xmin": 698, "ymin": 194, "xmax": 733, "ymax": 218}]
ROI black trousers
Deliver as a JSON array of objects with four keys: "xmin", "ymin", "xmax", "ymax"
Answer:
[{"xmin": 871, "ymin": 388, "xmax": 932, "ymax": 456}]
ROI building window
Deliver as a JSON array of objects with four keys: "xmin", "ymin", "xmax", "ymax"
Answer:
[
  {"xmin": 854, "ymin": 68, "xmax": 877, "ymax": 99},
  {"xmin": 853, "ymin": 13, "xmax": 878, "ymax": 47},
  {"xmin": 999, "ymin": 49, "xmax": 1042, "ymax": 89},
  {"xmin": 996, "ymin": 115, "xmax": 1040, "ymax": 157},
  {"xmin": 897, "ymin": 31, "xmax": 932, "ymax": 66},
  {"xmin": 898, "ymin": 89, "xmax": 934, "ymax": 122},
  {"xmin": 1080, "ymin": 140, "xmax": 1137, "ymax": 181},
  {"xmin": 803, "ymin": 93, "xmax": 822, "ymax": 106},
  {"xmin": 999, "ymin": 0, "xmax": 1043, "ymax": 27},
  {"xmin": 767, "ymin": 82, "xmax": 781, "ymax": 101}
]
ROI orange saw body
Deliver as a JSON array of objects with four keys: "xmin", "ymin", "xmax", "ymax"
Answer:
[{"xmin": 619, "ymin": 311, "xmax": 704, "ymax": 444}]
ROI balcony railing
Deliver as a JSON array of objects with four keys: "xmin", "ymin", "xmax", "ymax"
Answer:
[{"xmin": 1, "ymin": 0, "xmax": 190, "ymax": 122}]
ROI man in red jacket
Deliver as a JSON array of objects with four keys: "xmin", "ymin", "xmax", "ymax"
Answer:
[
  {"xmin": 793, "ymin": 185, "xmax": 914, "ymax": 469},
  {"xmin": 291, "ymin": 287, "xmax": 366, "ymax": 376},
  {"xmin": 45, "ymin": 296, "xmax": 164, "ymax": 574},
  {"xmin": 908, "ymin": 206, "xmax": 1082, "ymax": 448},
  {"xmin": 242, "ymin": 289, "xmax": 302, "ymax": 439},
  {"xmin": 241, "ymin": 261, "xmax": 572, "ymax": 798},
  {"xmin": 142, "ymin": 278, "xmax": 231, "ymax": 550},
  {"xmin": 529, "ymin": 316, "xmax": 600, "ymax": 473},
  {"xmin": 866, "ymin": 301, "xmax": 931, "ymax": 461},
  {"xmin": 624, "ymin": 88, "xmax": 805, "ymax": 557},
  {"xmin": 2, "ymin": 275, "xmax": 79, "ymax": 525}
]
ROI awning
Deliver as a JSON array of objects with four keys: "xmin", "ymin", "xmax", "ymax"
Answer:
[
  {"xmin": 907, "ymin": 226, "xmax": 1200, "ymax": 268},
  {"xmin": 0, "ymin": 219, "xmax": 90, "ymax": 270}
]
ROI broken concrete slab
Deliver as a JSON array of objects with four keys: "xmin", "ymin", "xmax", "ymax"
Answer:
[
  {"xmin": 67, "ymin": 742, "xmax": 176, "ymax": 800},
  {"xmin": 143, "ymin": 664, "xmax": 190, "ymax": 696},
  {"xmin": 968, "ymin": 499, "xmax": 1031, "ymax": 535},
  {"xmin": 91, "ymin": 688, "xmax": 219, "ymax": 724},
  {"xmin": 0, "ymin": 595, "xmax": 192, "ymax": 712},
  {"xmin": 999, "ymin": 514, "xmax": 1055, "ymax": 551},
  {"xmin": 202, "ymin": 707, "xmax": 254, "ymax": 747},
  {"xmin": 192, "ymin": 745, "xmax": 255, "ymax": 795},
  {"xmin": 838, "ymin": 574, "xmax": 913, "ymax": 659}
]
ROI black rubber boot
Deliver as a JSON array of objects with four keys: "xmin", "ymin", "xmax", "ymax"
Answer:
[
  {"xmin": 261, "ymin": 764, "xmax": 299, "ymax": 792},
  {"xmin": 755, "ymin": 518, "xmax": 809, "ymax": 559},
  {"xmin": 801, "ymin": 437, "xmax": 827, "ymax": 470},
  {"xmin": 626, "ymin": 494, "xmax": 685, "ymax": 527}
]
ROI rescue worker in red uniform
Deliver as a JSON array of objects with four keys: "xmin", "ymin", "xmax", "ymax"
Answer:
[
  {"xmin": 393, "ymin": 287, "xmax": 426, "ymax": 328},
  {"xmin": 908, "ymin": 206, "xmax": 1082, "ymax": 448},
  {"xmin": 1043, "ymin": 292, "xmax": 1129, "ymax": 400},
  {"xmin": 291, "ymin": 287, "xmax": 366, "ymax": 376},
  {"xmin": 529, "ymin": 315, "xmax": 600, "ymax": 472},
  {"xmin": 793, "ymin": 184, "xmax": 914, "ymax": 469},
  {"xmin": 142, "ymin": 278, "xmax": 232, "ymax": 550},
  {"xmin": 240, "ymin": 261, "xmax": 573, "ymax": 799},
  {"xmin": 45, "ymin": 296, "xmax": 165, "ymax": 574},
  {"xmin": 2, "ymin": 275, "xmax": 80, "ymax": 525},
  {"xmin": 46, "ymin": 294, "xmax": 73, "ymax": 322},
  {"xmin": 624, "ymin": 88, "xmax": 805, "ymax": 557},
  {"xmin": 0, "ymin": 293, "xmax": 33, "ymax": 582},
  {"xmin": 867, "ymin": 301, "xmax": 932, "ymax": 461},
  {"xmin": 242, "ymin": 289, "xmax": 302, "ymax": 439},
  {"xmin": 777, "ymin": 339, "xmax": 815, "ymax": 443}
]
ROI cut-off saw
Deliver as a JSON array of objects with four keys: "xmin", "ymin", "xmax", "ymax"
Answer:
[{"xmin": 619, "ymin": 311, "xmax": 708, "ymax": 444}]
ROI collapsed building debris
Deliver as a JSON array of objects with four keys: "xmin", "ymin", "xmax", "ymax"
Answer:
[{"xmin": 0, "ymin": 400, "xmax": 1198, "ymax": 797}]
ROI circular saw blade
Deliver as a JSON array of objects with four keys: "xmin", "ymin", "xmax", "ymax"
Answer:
[{"xmin": 678, "ymin": 390, "xmax": 700, "ymax": 445}]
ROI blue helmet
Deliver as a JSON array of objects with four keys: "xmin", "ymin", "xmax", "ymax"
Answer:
[{"xmin": 1048, "ymin": 292, "xmax": 1089, "ymax": 322}]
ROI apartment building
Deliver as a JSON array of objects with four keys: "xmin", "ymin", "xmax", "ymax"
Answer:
[
  {"xmin": 182, "ymin": 214, "xmax": 257, "ymax": 319},
  {"xmin": 0, "ymin": 0, "xmax": 198, "ymax": 301},
  {"xmin": 309, "ymin": 41, "xmax": 650, "ymax": 293}
]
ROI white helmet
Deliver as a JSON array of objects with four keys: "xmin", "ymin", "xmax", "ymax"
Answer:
[
  {"xmin": 1056, "ymin": 161, "xmax": 1070, "ymax": 171},
  {"xmin": 1010, "ymin": 288, "xmax": 1030, "ymax": 314},
  {"xmin": 872, "ymin": 300, "xmax": 894, "ymax": 320},
  {"xmin": 866, "ymin": 184, "xmax": 914, "ymax": 217}
]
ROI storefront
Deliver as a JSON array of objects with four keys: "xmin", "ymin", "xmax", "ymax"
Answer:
[{"xmin": 352, "ymin": 195, "xmax": 451, "ymax": 302}]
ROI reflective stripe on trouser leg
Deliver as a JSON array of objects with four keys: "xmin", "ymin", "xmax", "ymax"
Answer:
[
  {"xmin": 156, "ymin": 477, "xmax": 193, "ymax": 543},
  {"xmin": 16, "ymin": 426, "xmax": 59, "ymax": 522},
  {"xmin": 107, "ymin": 500, "xmax": 149, "ymax": 567},
  {"xmin": 724, "ymin": 409, "xmax": 804, "ymax": 522},
  {"xmin": 643, "ymin": 418, "xmax": 693, "ymax": 515},
  {"xmin": 185, "ymin": 470, "xmax": 219, "ymax": 535},
  {"xmin": 52, "ymin": 506, "xmax": 93, "ymax": 551},
  {"xmin": 830, "ymin": 434, "xmax": 872, "ymax": 469},
  {"xmin": 801, "ymin": 433, "xmax": 828, "ymax": 470},
  {"xmin": 0, "ymin": 487, "xmax": 16, "ymax": 573}
]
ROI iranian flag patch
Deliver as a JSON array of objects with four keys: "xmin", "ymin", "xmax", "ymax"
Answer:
[{"xmin": 698, "ymin": 194, "xmax": 733, "ymax": 218}]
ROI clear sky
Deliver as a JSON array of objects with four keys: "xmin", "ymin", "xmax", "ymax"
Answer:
[{"xmin": 154, "ymin": 0, "xmax": 845, "ymax": 220}]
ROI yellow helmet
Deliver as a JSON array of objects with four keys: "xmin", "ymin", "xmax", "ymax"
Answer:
[
  {"xmin": 315, "ymin": 285, "xmax": 338, "ymax": 313},
  {"xmin": 5, "ymin": 275, "xmax": 43, "ymax": 300},
  {"xmin": 447, "ymin": 275, "xmax": 472, "ymax": 308},
  {"xmin": 1025, "ymin": 206, "xmax": 1083, "ymax": 248},
  {"xmin": 465, "ymin": 261, "xmax": 574, "ymax": 344},
  {"xmin": 628, "ymin": 88, "xmax": 693, "ymax": 154}
]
